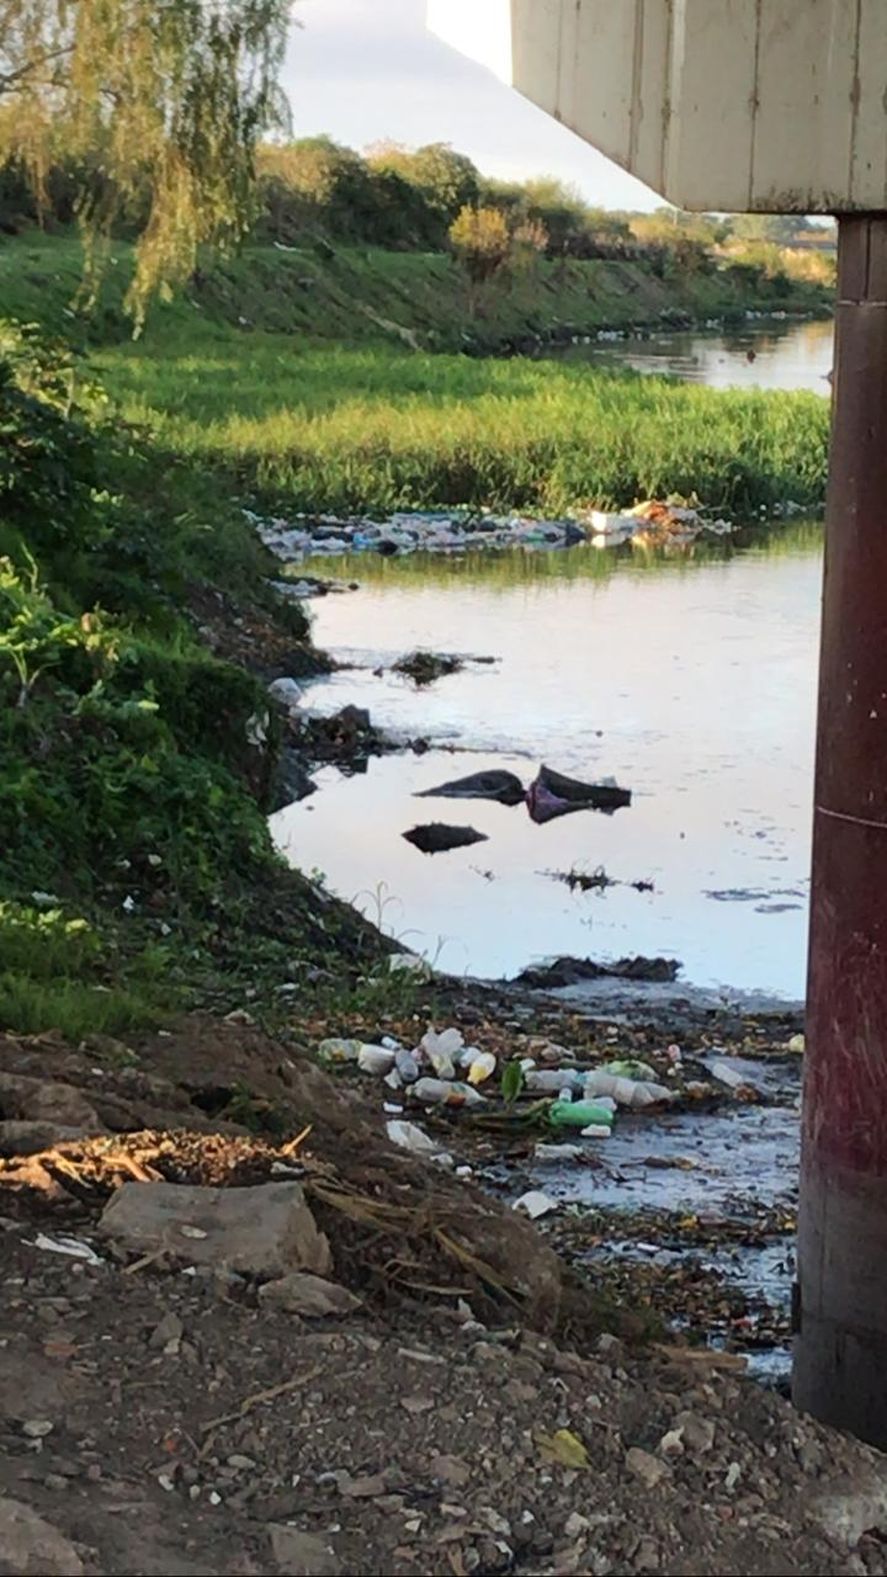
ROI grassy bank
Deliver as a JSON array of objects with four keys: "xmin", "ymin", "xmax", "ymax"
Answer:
[
  {"xmin": 0, "ymin": 233, "xmax": 832, "ymax": 518},
  {"xmin": 96, "ymin": 338, "xmax": 830, "ymax": 516},
  {"xmin": 0, "ymin": 319, "xmax": 389, "ymax": 1040},
  {"xmin": 0, "ymin": 228, "xmax": 832, "ymax": 1033},
  {"xmin": 0, "ymin": 231, "xmax": 832, "ymax": 355}
]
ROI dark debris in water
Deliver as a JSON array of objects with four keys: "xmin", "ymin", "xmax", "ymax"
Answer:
[
  {"xmin": 393, "ymin": 649, "xmax": 464, "ymax": 685},
  {"xmin": 516, "ymin": 954, "xmax": 680, "ymax": 988},
  {"xmin": 402, "ymin": 822, "xmax": 489, "ymax": 854},
  {"xmin": 546, "ymin": 866, "xmax": 655, "ymax": 895}
]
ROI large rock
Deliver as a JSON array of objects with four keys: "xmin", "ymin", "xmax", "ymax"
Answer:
[
  {"xmin": 0, "ymin": 1120, "xmax": 90, "ymax": 1157},
  {"xmin": 258, "ymin": 1272, "xmax": 361, "ymax": 1318},
  {"xmin": 0, "ymin": 1072, "xmax": 102, "ymax": 1153},
  {"xmin": 98, "ymin": 1181, "xmax": 331, "ymax": 1277},
  {"xmin": 0, "ymin": 1497, "xmax": 84, "ymax": 1575},
  {"xmin": 526, "ymin": 765, "xmax": 632, "ymax": 824}
]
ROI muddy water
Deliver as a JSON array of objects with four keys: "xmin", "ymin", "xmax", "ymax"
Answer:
[
  {"xmin": 270, "ymin": 526, "xmax": 822, "ymax": 999},
  {"xmin": 558, "ymin": 315, "xmax": 833, "ymax": 393}
]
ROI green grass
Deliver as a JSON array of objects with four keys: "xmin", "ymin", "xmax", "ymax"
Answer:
[
  {"xmin": 0, "ymin": 228, "xmax": 833, "ymax": 1041},
  {"xmin": 0, "ymin": 312, "xmax": 390, "ymax": 1041},
  {"xmin": 93, "ymin": 337, "xmax": 830, "ymax": 516},
  {"xmin": 0, "ymin": 901, "xmax": 172, "ymax": 1037},
  {"xmin": 0, "ymin": 231, "xmax": 832, "ymax": 518},
  {"xmin": 0, "ymin": 231, "xmax": 831, "ymax": 353}
]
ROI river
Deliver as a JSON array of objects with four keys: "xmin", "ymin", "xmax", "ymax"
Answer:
[
  {"xmin": 269, "ymin": 318, "xmax": 830, "ymax": 1002},
  {"xmin": 560, "ymin": 313, "xmax": 834, "ymax": 393}
]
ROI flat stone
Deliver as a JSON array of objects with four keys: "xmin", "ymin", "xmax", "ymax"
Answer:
[
  {"xmin": 563, "ymin": 1512, "xmax": 590, "ymax": 1537},
  {"xmin": 98, "ymin": 1181, "xmax": 331, "ymax": 1277},
  {"xmin": 675, "ymin": 1411, "xmax": 716, "ymax": 1455},
  {"xmin": 0, "ymin": 1496, "xmax": 84, "ymax": 1575},
  {"xmin": 430, "ymin": 1454, "xmax": 471, "ymax": 1487},
  {"xmin": 632, "ymin": 1535, "xmax": 661, "ymax": 1572},
  {"xmin": 341, "ymin": 1473, "xmax": 387, "ymax": 1499},
  {"xmin": 503, "ymin": 1378, "xmax": 539, "ymax": 1405},
  {"xmin": 658, "ymin": 1428, "xmax": 685, "ymax": 1457},
  {"xmin": 148, "ymin": 1312, "xmax": 183, "ymax": 1352},
  {"xmin": 625, "ymin": 1448, "xmax": 669, "ymax": 1489},
  {"xmin": 400, "ymin": 1394, "xmax": 434, "ymax": 1415},
  {"xmin": 268, "ymin": 1524, "xmax": 341, "ymax": 1576},
  {"xmin": 258, "ymin": 1272, "xmax": 360, "ymax": 1318}
]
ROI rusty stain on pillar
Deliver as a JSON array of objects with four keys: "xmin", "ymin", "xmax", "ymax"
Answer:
[{"xmin": 794, "ymin": 216, "xmax": 887, "ymax": 1445}]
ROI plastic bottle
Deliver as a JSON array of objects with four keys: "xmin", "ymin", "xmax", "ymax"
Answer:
[
  {"xmin": 357, "ymin": 1045, "xmax": 396, "ymax": 1075},
  {"xmin": 426, "ymin": 1048, "xmax": 456, "ymax": 1079},
  {"xmin": 535, "ymin": 1142, "xmax": 583, "ymax": 1162},
  {"xmin": 386, "ymin": 1119, "xmax": 440, "ymax": 1155},
  {"xmin": 525, "ymin": 1068, "xmax": 584, "ymax": 1096},
  {"xmin": 421, "ymin": 1027, "xmax": 464, "ymax": 1058},
  {"xmin": 599, "ymin": 1058, "xmax": 658, "ymax": 1082},
  {"xmin": 421, "ymin": 1027, "xmax": 464, "ymax": 1080},
  {"xmin": 316, "ymin": 1038, "xmax": 362, "ymax": 1065},
  {"xmin": 549, "ymin": 1099, "xmax": 615, "ymax": 1130},
  {"xmin": 583, "ymin": 1071, "xmax": 673, "ymax": 1108},
  {"xmin": 466, "ymin": 1051, "xmax": 496, "ymax": 1086},
  {"xmin": 412, "ymin": 1078, "xmax": 485, "ymax": 1108},
  {"xmin": 458, "ymin": 1045, "xmax": 485, "ymax": 1071},
  {"xmin": 395, "ymin": 1048, "xmax": 420, "ymax": 1084}
]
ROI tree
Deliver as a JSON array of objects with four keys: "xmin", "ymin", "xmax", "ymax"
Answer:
[
  {"xmin": 449, "ymin": 205, "xmax": 509, "ymax": 277},
  {"xmin": 257, "ymin": 136, "xmax": 375, "ymax": 243},
  {"xmin": 731, "ymin": 213, "xmax": 816, "ymax": 246},
  {"xmin": 368, "ymin": 142, "xmax": 479, "ymax": 227},
  {"xmin": 0, "ymin": 1, "xmax": 293, "ymax": 323},
  {"xmin": 510, "ymin": 216, "xmax": 548, "ymax": 272},
  {"xmin": 448, "ymin": 204, "xmax": 512, "ymax": 313}
]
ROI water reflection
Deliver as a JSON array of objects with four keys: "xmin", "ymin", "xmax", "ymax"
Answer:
[
  {"xmin": 270, "ymin": 525, "xmax": 822, "ymax": 998},
  {"xmin": 556, "ymin": 317, "xmax": 833, "ymax": 393}
]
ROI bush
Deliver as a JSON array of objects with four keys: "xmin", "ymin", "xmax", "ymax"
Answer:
[
  {"xmin": 449, "ymin": 205, "xmax": 511, "ymax": 284},
  {"xmin": 0, "ymin": 320, "xmax": 112, "ymax": 560}
]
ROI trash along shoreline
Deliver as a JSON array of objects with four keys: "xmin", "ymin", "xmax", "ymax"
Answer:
[
  {"xmin": 249, "ymin": 496, "xmax": 812, "ymax": 566},
  {"xmin": 2, "ymin": 500, "xmax": 864, "ymax": 1575},
  {"xmin": 3, "ymin": 988, "xmax": 883, "ymax": 1577}
]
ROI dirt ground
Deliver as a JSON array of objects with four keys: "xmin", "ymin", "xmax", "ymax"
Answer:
[{"xmin": 2, "ymin": 1008, "xmax": 887, "ymax": 1577}]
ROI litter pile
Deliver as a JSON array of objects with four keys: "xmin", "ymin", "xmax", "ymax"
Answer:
[
  {"xmin": 587, "ymin": 499, "xmax": 733, "ymax": 548},
  {"xmin": 317, "ymin": 1026, "xmax": 679, "ymax": 1177},
  {"xmin": 248, "ymin": 507, "xmax": 589, "ymax": 560},
  {"xmin": 247, "ymin": 500, "xmax": 734, "ymax": 563}
]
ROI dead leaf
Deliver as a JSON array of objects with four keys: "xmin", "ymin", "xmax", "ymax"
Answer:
[{"xmin": 536, "ymin": 1427, "xmax": 589, "ymax": 1469}]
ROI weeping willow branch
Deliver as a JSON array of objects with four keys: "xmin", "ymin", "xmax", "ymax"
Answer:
[{"xmin": 0, "ymin": 1, "xmax": 294, "ymax": 325}]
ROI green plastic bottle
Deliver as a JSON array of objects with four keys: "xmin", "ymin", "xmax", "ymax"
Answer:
[{"xmin": 549, "ymin": 1099, "xmax": 615, "ymax": 1130}]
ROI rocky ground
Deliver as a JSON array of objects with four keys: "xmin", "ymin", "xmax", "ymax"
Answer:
[{"xmin": 2, "ymin": 995, "xmax": 887, "ymax": 1577}]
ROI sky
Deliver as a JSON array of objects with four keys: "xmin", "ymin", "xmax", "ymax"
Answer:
[{"xmin": 280, "ymin": 0, "xmax": 663, "ymax": 211}]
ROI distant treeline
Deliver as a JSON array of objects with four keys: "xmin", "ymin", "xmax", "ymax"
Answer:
[{"xmin": 0, "ymin": 135, "xmax": 836, "ymax": 282}]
